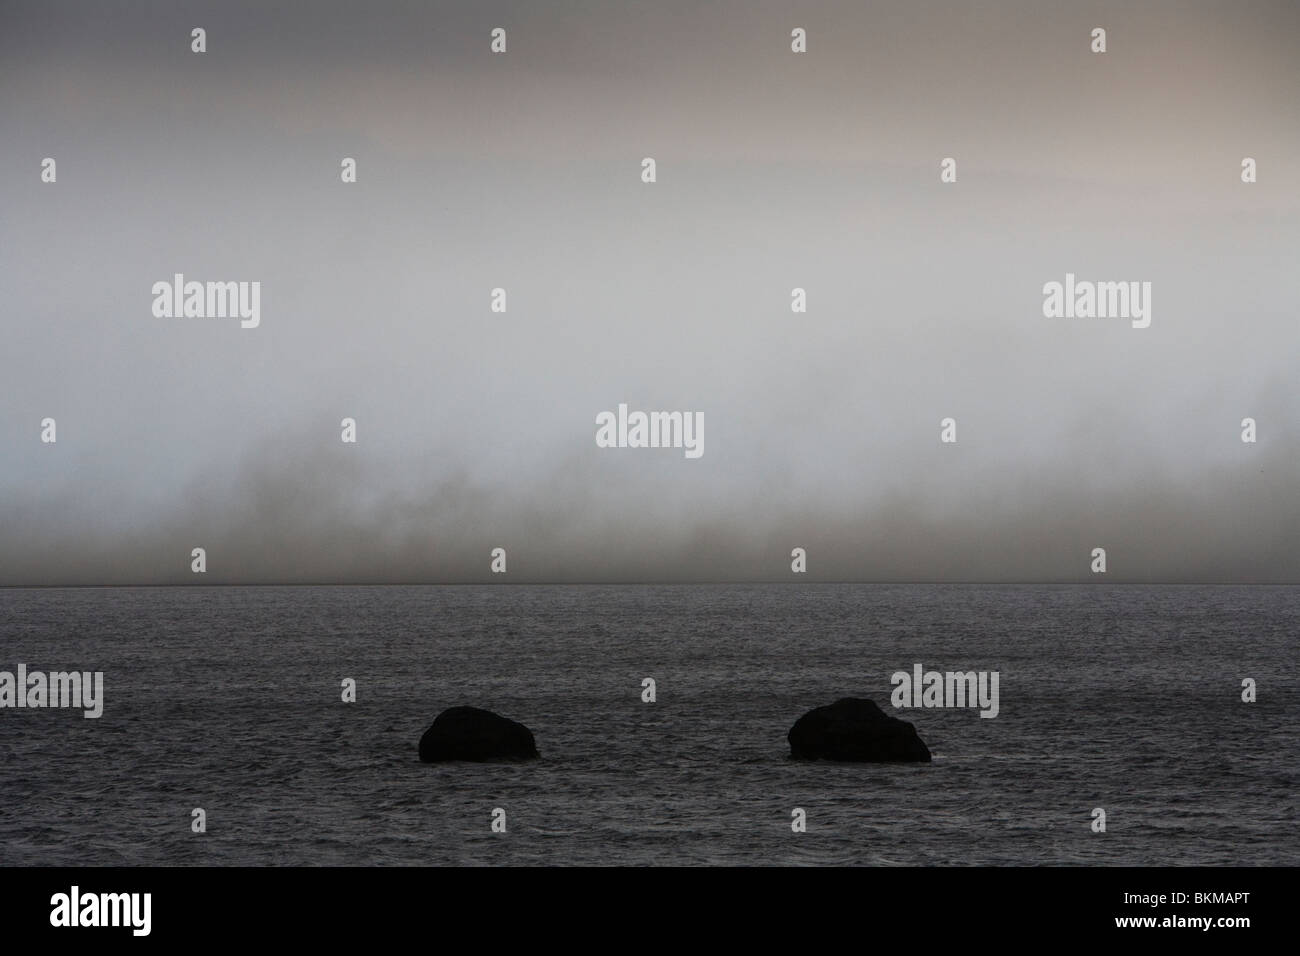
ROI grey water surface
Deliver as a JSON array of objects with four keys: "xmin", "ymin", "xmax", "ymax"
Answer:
[{"xmin": 1, "ymin": 584, "xmax": 1294, "ymax": 865}]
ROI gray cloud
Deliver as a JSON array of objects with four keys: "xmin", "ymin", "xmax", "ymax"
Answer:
[
  {"xmin": 1, "ymin": 0, "xmax": 1296, "ymax": 584},
  {"xmin": 1, "ymin": 406, "xmax": 1295, "ymax": 584}
]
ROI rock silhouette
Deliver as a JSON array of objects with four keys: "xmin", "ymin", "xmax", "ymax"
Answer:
[
  {"xmin": 788, "ymin": 697, "xmax": 931, "ymax": 762},
  {"xmin": 418, "ymin": 706, "xmax": 540, "ymax": 762}
]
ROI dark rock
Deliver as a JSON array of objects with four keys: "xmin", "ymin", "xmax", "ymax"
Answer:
[
  {"xmin": 788, "ymin": 697, "xmax": 931, "ymax": 762},
  {"xmin": 418, "ymin": 706, "xmax": 540, "ymax": 762}
]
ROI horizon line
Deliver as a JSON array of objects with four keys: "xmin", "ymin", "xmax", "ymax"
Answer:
[{"xmin": 2, "ymin": 581, "xmax": 1297, "ymax": 589}]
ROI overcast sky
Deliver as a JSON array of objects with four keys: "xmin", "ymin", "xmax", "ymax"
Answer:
[{"xmin": 1, "ymin": 0, "xmax": 1297, "ymax": 584}]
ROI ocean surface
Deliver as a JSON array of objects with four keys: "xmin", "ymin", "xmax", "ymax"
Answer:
[{"xmin": 1, "ymin": 584, "xmax": 1295, "ymax": 866}]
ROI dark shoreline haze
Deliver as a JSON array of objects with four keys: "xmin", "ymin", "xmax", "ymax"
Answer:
[{"xmin": 3, "ymin": 419, "xmax": 1297, "ymax": 585}]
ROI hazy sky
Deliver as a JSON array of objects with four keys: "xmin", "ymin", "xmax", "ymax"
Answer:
[{"xmin": 1, "ymin": 0, "xmax": 1297, "ymax": 584}]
